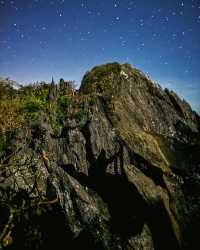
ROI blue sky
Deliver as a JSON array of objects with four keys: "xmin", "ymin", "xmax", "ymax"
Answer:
[{"xmin": 0, "ymin": 0, "xmax": 199, "ymax": 112}]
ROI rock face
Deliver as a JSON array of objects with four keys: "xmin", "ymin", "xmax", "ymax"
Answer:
[{"xmin": 0, "ymin": 63, "xmax": 200, "ymax": 250}]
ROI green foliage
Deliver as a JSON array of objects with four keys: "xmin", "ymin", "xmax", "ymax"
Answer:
[
  {"xmin": 48, "ymin": 94, "xmax": 76, "ymax": 133},
  {"xmin": 88, "ymin": 93, "xmax": 98, "ymax": 106},
  {"xmin": 80, "ymin": 62, "xmax": 121, "ymax": 94},
  {"xmin": 0, "ymin": 135, "xmax": 8, "ymax": 152},
  {"xmin": 50, "ymin": 119, "xmax": 62, "ymax": 136},
  {"xmin": 22, "ymin": 96, "xmax": 45, "ymax": 120},
  {"xmin": 0, "ymin": 78, "xmax": 17, "ymax": 99},
  {"xmin": 56, "ymin": 95, "xmax": 74, "ymax": 123},
  {"xmin": 75, "ymin": 104, "xmax": 88, "ymax": 125},
  {"xmin": 58, "ymin": 95, "xmax": 73, "ymax": 112},
  {"xmin": 0, "ymin": 128, "xmax": 17, "ymax": 153},
  {"xmin": 0, "ymin": 76, "xmax": 98, "ymax": 140}
]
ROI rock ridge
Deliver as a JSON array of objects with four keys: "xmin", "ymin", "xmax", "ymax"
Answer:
[{"xmin": 0, "ymin": 63, "xmax": 199, "ymax": 250}]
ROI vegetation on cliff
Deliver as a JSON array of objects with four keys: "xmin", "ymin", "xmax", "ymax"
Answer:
[{"xmin": 0, "ymin": 63, "xmax": 200, "ymax": 250}]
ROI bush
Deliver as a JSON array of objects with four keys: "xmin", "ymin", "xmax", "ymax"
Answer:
[
  {"xmin": 58, "ymin": 95, "xmax": 73, "ymax": 112},
  {"xmin": 23, "ymin": 97, "xmax": 44, "ymax": 120},
  {"xmin": 0, "ymin": 96, "xmax": 23, "ymax": 136}
]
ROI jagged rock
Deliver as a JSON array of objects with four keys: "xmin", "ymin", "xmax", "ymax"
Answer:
[{"xmin": 0, "ymin": 63, "xmax": 199, "ymax": 250}]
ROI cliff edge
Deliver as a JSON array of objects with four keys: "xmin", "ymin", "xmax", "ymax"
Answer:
[{"xmin": 0, "ymin": 63, "xmax": 199, "ymax": 250}]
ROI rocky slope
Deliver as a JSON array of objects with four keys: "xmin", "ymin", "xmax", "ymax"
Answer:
[{"xmin": 0, "ymin": 63, "xmax": 199, "ymax": 250}]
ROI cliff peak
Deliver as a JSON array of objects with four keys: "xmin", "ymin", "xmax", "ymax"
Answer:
[{"xmin": 0, "ymin": 63, "xmax": 200, "ymax": 250}]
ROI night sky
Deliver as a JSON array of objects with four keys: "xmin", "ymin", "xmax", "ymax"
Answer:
[{"xmin": 0, "ymin": 0, "xmax": 199, "ymax": 112}]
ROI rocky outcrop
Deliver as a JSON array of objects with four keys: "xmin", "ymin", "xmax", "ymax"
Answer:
[{"xmin": 0, "ymin": 63, "xmax": 199, "ymax": 250}]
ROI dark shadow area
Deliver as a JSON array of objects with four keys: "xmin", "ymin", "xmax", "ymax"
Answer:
[
  {"xmin": 129, "ymin": 150, "xmax": 166, "ymax": 188},
  {"xmin": 95, "ymin": 173, "xmax": 146, "ymax": 237},
  {"xmin": 62, "ymin": 147, "xmax": 181, "ymax": 250},
  {"xmin": 0, "ymin": 188, "xmax": 74, "ymax": 250},
  {"xmin": 147, "ymin": 201, "xmax": 180, "ymax": 250},
  {"xmin": 73, "ymin": 230, "xmax": 105, "ymax": 250}
]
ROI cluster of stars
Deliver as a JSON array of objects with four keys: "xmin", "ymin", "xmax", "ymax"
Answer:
[
  {"xmin": 0, "ymin": 0, "xmax": 199, "ymax": 113},
  {"xmin": 0, "ymin": 1, "xmax": 199, "ymax": 53}
]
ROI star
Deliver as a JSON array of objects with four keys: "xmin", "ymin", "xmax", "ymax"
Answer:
[
  {"xmin": 152, "ymin": 33, "xmax": 157, "ymax": 40},
  {"xmin": 121, "ymin": 40, "xmax": 126, "ymax": 47},
  {"xmin": 0, "ymin": 0, "xmax": 199, "ymax": 114},
  {"xmin": 165, "ymin": 16, "xmax": 169, "ymax": 22}
]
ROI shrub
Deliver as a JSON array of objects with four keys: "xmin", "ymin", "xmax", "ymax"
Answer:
[
  {"xmin": 22, "ymin": 97, "xmax": 44, "ymax": 120},
  {"xmin": 58, "ymin": 95, "xmax": 73, "ymax": 112},
  {"xmin": 0, "ymin": 96, "xmax": 23, "ymax": 136}
]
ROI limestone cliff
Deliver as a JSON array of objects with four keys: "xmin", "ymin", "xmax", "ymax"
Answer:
[{"xmin": 0, "ymin": 63, "xmax": 199, "ymax": 250}]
